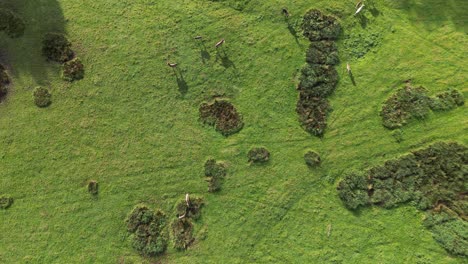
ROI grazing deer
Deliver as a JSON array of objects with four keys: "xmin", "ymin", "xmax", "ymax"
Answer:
[
  {"xmin": 185, "ymin": 193, "xmax": 190, "ymax": 207},
  {"xmin": 346, "ymin": 63, "xmax": 351, "ymax": 73},
  {"xmin": 215, "ymin": 39, "xmax": 225, "ymax": 48},
  {"xmin": 167, "ymin": 61, "xmax": 178, "ymax": 68},
  {"xmin": 355, "ymin": 4, "xmax": 365, "ymax": 15}
]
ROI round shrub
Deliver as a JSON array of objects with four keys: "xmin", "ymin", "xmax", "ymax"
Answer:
[
  {"xmin": 304, "ymin": 151, "xmax": 321, "ymax": 167},
  {"xmin": 0, "ymin": 195, "xmax": 13, "ymax": 209},
  {"xmin": 87, "ymin": 180, "xmax": 98, "ymax": 195},
  {"xmin": 430, "ymin": 89, "xmax": 465, "ymax": 111},
  {"xmin": 0, "ymin": 8, "xmax": 26, "ymax": 38},
  {"xmin": 306, "ymin": 41, "xmax": 339, "ymax": 65},
  {"xmin": 199, "ymin": 99, "xmax": 244, "ymax": 136},
  {"xmin": 302, "ymin": 9, "xmax": 341, "ymax": 41},
  {"xmin": 33, "ymin": 86, "xmax": 51, "ymax": 107},
  {"xmin": 248, "ymin": 147, "xmax": 270, "ymax": 163},
  {"xmin": 62, "ymin": 57, "xmax": 84, "ymax": 81},
  {"xmin": 42, "ymin": 33, "xmax": 74, "ymax": 62},
  {"xmin": 204, "ymin": 159, "xmax": 226, "ymax": 192},
  {"xmin": 298, "ymin": 64, "xmax": 338, "ymax": 97}
]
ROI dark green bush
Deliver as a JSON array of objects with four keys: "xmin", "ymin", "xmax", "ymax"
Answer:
[
  {"xmin": 176, "ymin": 197, "xmax": 204, "ymax": 220},
  {"xmin": 304, "ymin": 151, "xmax": 321, "ymax": 167},
  {"xmin": 62, "ymin": 57, "xmax": 84, "ymax": 81},
  {"xmin": 0, "ymin": 195, "xmax": 13, "ymax": 209},
  {"xmin": 306, "ymin": 41, "xmax": 339, "ymax": 65},
  {"xmin": 171, "ymin": 218, "xmax": 194, "ymax": 250},
  {"xmin": 296, "ymin": 94, "xmax": 330, "ymax": 136},
  {"xmin": 42, "ymin": 33, "xmax": 74, "ymax": 63},
  {"xmin": 204, "ymin": 159, "xmax": 226, "ymax": 192},
  {"xmin": 302, "ymin": 9, "xmax": 341, "ymax": 41},
  {"xmin": 126, "ymin": 205, "xmax": 168, "ymax": 256},
  {"xmin": 298, "ymin": 64, "xmax": 338, "ymax": 97},
  {"xmin": 87, "ymin": 180, "xmax": 98, "ymax": 195},
  {"xmin": 337, "ymin": 172, "xmax": 370, "ymax": 210},
  {"xmin": 380, "ymin": 85, "xmax": 433, "ymax": 129},
  {"xmin": 0, "ymin": 8, "xmax": 25, "ymax": 38},
  {"xmin": 430, "ymin": 89, "xmax": 464, "ymax": 111},
  {"xmin": 199, "ymin": 100, "xmax": 244, "ymax": 136},
  {"xmin": 248, "ymin": 147, "xmax": 270, "ymax": 163},
  {"xmin": 33, "ymin": 86, "xmax": 51, "ymax": 107}
]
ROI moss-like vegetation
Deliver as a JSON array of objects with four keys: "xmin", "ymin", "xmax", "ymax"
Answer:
[
  {"xmin": 0, "ymin": 8, "xmax": 25, "ymax": 38},
  {"xmin": 42, "ymin": 33, "xmax": 74, "ymax": 63},
  {"xmin": 337, "ymin": 142, "xmax": 467, "ymax": 256},
  {"xmin": 33, "ymin": 86, "xmax": 51, "ymax": 107},
  {"xmin": 248, "ymin": 147, "xmax": 270, "ymax": 163},
  {"xmin": 0, "ymin": 195, "xmax": 13, "ymax": 209},
  {"xmin": 305, "ymin": 41, "xmax": 339, "ymax": 65},
  {"xmin": 126, "ymin": 205, "xmax": 168, "ymax": 257},
  {"xmin": 62, "ymin": 58, "xmax": 84, "ymax": 81},
  {"xmin": 204, "ymin": 159, "xmax": 226, "ymax": 192},
  {"xmin": 199, "ymin": 99, "xmax": 243, "ymax": 136},
  {"xmin": 304, "ymin": 150, "xmax": 321, "ymax": 167},
  {"xmin": 301, "ymin": 9, "xmax": 341, "ymax": 41},
  {"xmin": 87, "ymin": 180, "xmax": 98, "ymax": 195},
  {"xmin": 381, "ymin": 85, "xmax": 464, "ymax": 129}
]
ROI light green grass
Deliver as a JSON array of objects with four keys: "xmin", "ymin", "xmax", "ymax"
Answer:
[{"xmin": 0, "ymin": 0, "xmax": 466, "ymax": 263}]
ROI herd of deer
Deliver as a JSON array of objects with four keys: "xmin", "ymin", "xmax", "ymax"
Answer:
[{"xmin": 168, "ymin": 4, "xmax": 365, "ymax": 75}]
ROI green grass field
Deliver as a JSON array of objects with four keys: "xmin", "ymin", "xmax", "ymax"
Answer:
[{"xmin": 0, "ymin": 0, "xmax": 466, "ymax": 263}]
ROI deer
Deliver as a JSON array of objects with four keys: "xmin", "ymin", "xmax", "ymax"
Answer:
[
  {"xmin": 215, "ymin": 39, "xmax": 225, "ymax": 48},
  {"xmin": 346, "ymin": 63, "xmax": 351, "ymax": 74}
]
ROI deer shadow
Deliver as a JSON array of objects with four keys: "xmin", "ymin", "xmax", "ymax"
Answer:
[
  {"xmin": 196, "ymin": 41, "xmax": 211, "ymax": 64},
  {"xmin": 174, "ymin": 69, "xmax": 188, "ymax": 96}
]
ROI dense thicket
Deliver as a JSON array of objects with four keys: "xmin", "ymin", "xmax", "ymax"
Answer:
[
  {"xmin": 301, "ymin": 9, "xmax": 341, "ymax": 41},
  {"xmin": 42, "ymin": 33, "xmax": 74, "ymax": 63},
  {"xmin": 381, "ymin": 85, "xmax": 464, "ymax": 129},
  {"xmin": 199, "ymin": 99, "xmax": 243, "ymax": 136},
  {"xmin": 126, "ymin": 205, "xmax": 168, "ymax": 257},
  {"xmin": 337, "ymin": 142, "xmax": 468, "ymax": 256}
]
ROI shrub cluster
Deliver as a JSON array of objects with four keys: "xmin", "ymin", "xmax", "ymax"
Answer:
[
  {"xmin": 87, "ymin": 180, "xmax": 98, "ymax": 195},
  {"xmin": 337, "ymin": 142, "xmax": 467, "ymax": 255},
  {"xmin": 33, "ymin": 86, "xmax": 52, "ymax": 107},
  {"xmin": 304, "ymin": 150, "xmax": 321, "ymax": 167},
  {"xmin": 0, "ymin": 8, "xmax": 25, "ymax": 38},
  {"xmin": 301, "ymin": 9, "xmax": 341, "ymax": 41},
  {"xmin": 0, "ymin": 64, "xmax": 9, "ymax": 101},
  {"xmin": 199, "ymin": 99, "xmax": 243, "ymax": 136},
  {"xmin": 381, "ymin": 85, "xmax": 464, "ymax": 129},
  {"xmin": 42, "ymin": 32, "xmax": 85, "ymax": 82},
  {"xmin": 204, "ymin": 159, "xmax": 226, "ymax": 192},
  {"xmin": 0, "ymin": 195, "xmax": 13, "ymax": 209},
  {"xmin": 62, "ymin": 58, "xmax": 84, "ymax": 81},
  {"xmin": 247, "ymin": 147, "xmax": 270, "ymax": 163},
  {"xmin": 172, "ymin": 196, "xmax": 204, "ymax": 250},
  {"xmin": 126, "ymin": 205, "xmax": 168, "ymax": 257},
  {"xmin": 297, "ymin": 9, "xmax": 340, "ymax": 137}
]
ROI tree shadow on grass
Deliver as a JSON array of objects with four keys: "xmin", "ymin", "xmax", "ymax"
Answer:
[
  {"xmin": 393, "ymin": 0, "xmax": 466, "ymax": 32},
  {"xmin": 0, "ymin": 0, "xmax": 66, "ymax": 84}
]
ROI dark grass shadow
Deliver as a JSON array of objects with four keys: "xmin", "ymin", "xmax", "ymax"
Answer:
[
  {"xmin": 174, "ymin": 69, "xmax": 188, "ymax": 96},
  {"xmin": 0, "ymin": 0, "xmax": 66, "ymax": 83},
  {"xmin": 196, "ymin": 41, "xmax": 211, "ymax": 64},
  {"xmin": 393, "ymin": 0, "xmax": 466, "ymax": 32}
]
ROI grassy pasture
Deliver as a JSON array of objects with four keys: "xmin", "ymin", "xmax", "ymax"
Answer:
[{"xmin": 0, "ymin": 0, "xmax": 466, "ymax": 263}]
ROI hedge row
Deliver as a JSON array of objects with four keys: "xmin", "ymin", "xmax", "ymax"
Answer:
[
  {"xmin": 297, "ymin": 10, "xmax": 340, "ymax": 136},
  {"xmin": 337, "ymin": 142, "xmax": 467, "ymax": 256}
]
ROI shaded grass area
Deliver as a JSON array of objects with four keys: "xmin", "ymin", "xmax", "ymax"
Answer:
[{"xmin": 0, "ymin": 0, "xmax": 466, "ymax": 263}]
